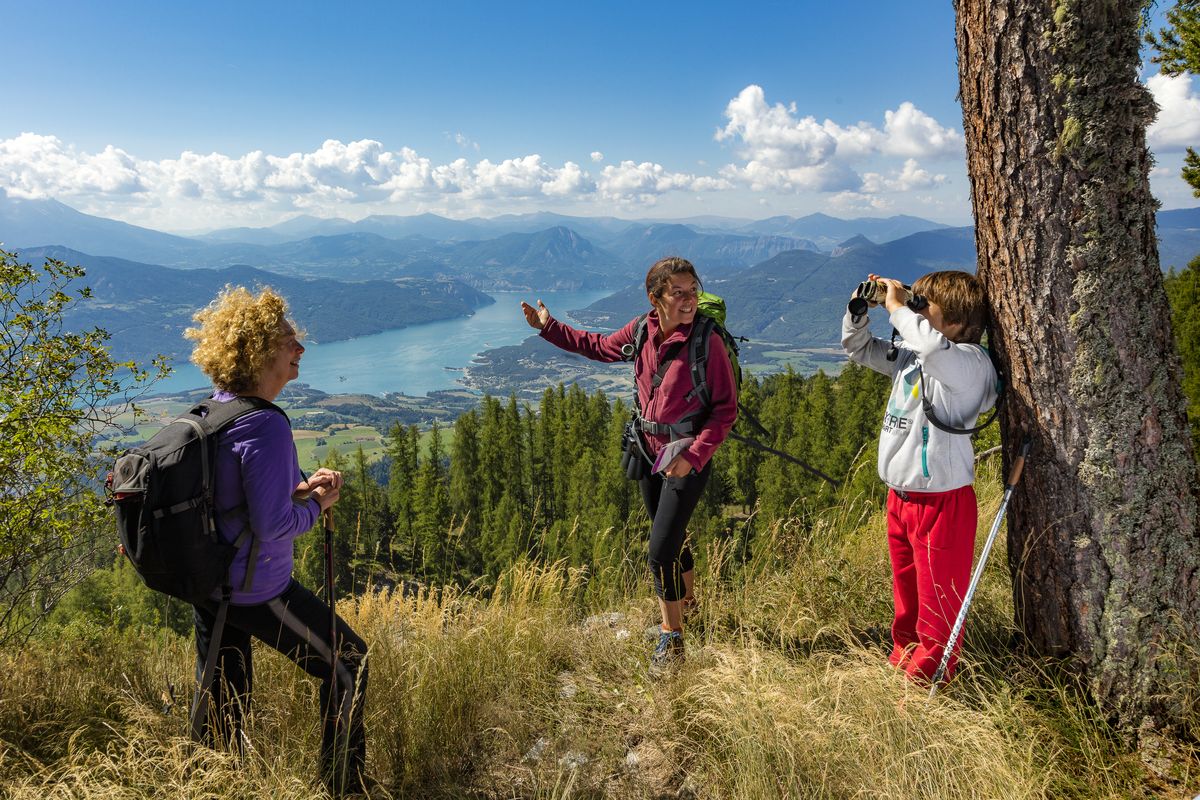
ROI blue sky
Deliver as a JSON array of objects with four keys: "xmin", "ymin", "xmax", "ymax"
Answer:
[{"xmin": 1, "ymin": 1, "xmax": 1196, "ymax": 230}]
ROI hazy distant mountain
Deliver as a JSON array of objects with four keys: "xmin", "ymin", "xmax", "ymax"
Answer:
[
  {"xmin": 198, "ymin": 232, "xmax": 432, "ymax": 277},
  {"xmin": 196, "ymin": 215, "xmax": 359, "ymax": 245},
  {"xmin": 354, "ymin": 213, "xmax": 488, "ymax": 241},
  {"xmin": 570, "ymin": 226, "xmax": 977, "ymax": 347},
  {"xmin": 200, "ymin": 213, "xmax": 489, "ymax": 245},
  {"xmin": 603, "ymin": 223, "xmax": 821, "ymax": 273},
  {"xmin": 830, "ymin": 235, "xmax": 875, "ymax": 256},
  {"xmin": 737, "ymin": 213, "xmax": 952, "ymax": 250},
  {"xmin": 172, "ymin": 226, "xmax": 631, "ymax": 289},
  {"xmin": 1156, "ymin": 208, "xmax": 1200, "ymax": 270},
  {"xmin": 447, "ymin": 226, "xmax": 633, "ymax": 289},
  {"xmin": 17, "ymin": 245, "xmax": 492, "ymax": 362},
  {"xmin": 643, "ymin": 215, "xmax": 755, "ymax": 233},
  {"xmin": 463, "ymin": 212, "xmax": 639, "ymax": 241},
  {"xmin": 0, "ymin": 192, "xmax": 207, "ymax": 264},
  {"xmin": 9, "ymin": 192, "xmax": 1200, "ymax": 285}
]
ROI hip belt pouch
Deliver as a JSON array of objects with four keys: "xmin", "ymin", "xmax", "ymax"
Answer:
[{"xmin": 619, "ymin": 420, "xmax": 650, "ymax": 481}]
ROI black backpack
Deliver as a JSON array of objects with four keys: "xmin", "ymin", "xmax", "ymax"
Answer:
[
  {"xmin": 110, "ymin": 396, "xmax": 284, "ymax": 603},
  {"xmin": 110, "ymin": 395, "xmax": 286, "ymax": 740}
]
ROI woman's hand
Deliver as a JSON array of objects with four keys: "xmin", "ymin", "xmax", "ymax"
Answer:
[
  {"xmin": 311, "ymin": 483, "xmax": 340, "ymax": 512},
  {"xmin": 664, "ymin": 453, "xmax": 694, "ymax": 479},
  {"xmin": 520, "ymin": 299, "xmax": 550, "ymax": 330},
  {"xmin": 308, "ymin": 468, "xmax": 344, "ymax": 491},
  {"xmin": 297, "ymin": 468, "xmax": 343, "ymax": 511}
]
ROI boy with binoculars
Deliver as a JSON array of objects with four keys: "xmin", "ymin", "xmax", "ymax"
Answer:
[{"xmin": 841, "ymin": 271, "xmax": 998, "ymax": 683}]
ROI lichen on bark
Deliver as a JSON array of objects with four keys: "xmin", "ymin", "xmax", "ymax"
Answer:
[{"xmin": 956, "ymin": 0, "xmax": 1200, "ymax": 730}]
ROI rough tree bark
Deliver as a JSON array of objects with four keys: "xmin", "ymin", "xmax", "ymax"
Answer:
[{"xmin": 954, "ymin": 0, "xmax": 1200, "ymax": 728}]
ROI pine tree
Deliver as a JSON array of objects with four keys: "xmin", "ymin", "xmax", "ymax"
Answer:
[
  {"xmin": 351, "ymin": 445, "xmax": 392, "ymax": 593},
  {"xmin": 449, "ymin": 410, "xmax": 483, "ymax": 575},
  {"xmin": 1165, "ymin": 262, "xmax": 1200, "ymax": 454},
  {"xmin": 386, "ymin": 422, "xmax": 420, "ymax": 574},
  {"xmin": 415, "ymin": 422, "xmax": 451, "ymax": 585}
]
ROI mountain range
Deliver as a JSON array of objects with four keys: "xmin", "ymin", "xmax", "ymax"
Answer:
[
  {"xmin": 19, "ymin": 245, "xmax": 492, "ymax": 363},
  {"xmin": 5, "ymin": 193, "xmax": 1200, "ymax": 358},
  {"xmin": 3, "ymin": 195, "xmax": 948, "ymax": 289},
  {"xmin": 570, "ymin": 227, "xmax": 978, "ymax": 347}
]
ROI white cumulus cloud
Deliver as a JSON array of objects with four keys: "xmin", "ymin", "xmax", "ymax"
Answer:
[
  {"xmin": 590, "ymin": 151, "xmax": 604, "ymax": 162},
  {"xmin": 829, "ymin": 190, "xmax": 894, "ymax": 213},
  {"xmin": 598, "ymin": 160, "xmax": 729, "ymax": 204},
  {"xmin": 718, "ymin": 159, "xmax": 860, "ymax": 193},
  {"xmin": 1147, "ymin": 71, "xmax": 1200, "ymax": 151},
  {"xmin": 0, "ymin": 135, "xmax": 611, "ymax": 222},
  {"xmin": 715, "ymin": 85, "xmax": 962, "ymax": 193},
  {"xmin": 861, "ymin": 159, "xmax": 947, "ymax": 193},
  {"xmin": 0, "ymin": 133, "xmax": 147, "ymax": 199},
  {"xmin": 880, "ymin": 103, "xmax": 962, "ymax": 158}
]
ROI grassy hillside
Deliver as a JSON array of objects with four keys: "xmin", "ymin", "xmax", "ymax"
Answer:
[{"xmin": 2, "ymin": 458, "xmax": 1195, "ymax": 798}]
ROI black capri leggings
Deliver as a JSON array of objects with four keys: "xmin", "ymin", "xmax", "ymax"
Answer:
[
  {"xmin": 192, "ymin": 579, "xmax": 368, "ymax": 794},
  {"xmin": 639, "ymin": 461, "xmax": 710, "ymax": 601}
]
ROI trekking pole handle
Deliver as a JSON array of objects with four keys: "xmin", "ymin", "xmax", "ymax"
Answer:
[
  {"xmin": 1006, "ymin": 436, "xmax": 1032, "ymax": 489},
  {"xmin": 323, "ymin": 507, "xmax": 335, "ymax": 532}
]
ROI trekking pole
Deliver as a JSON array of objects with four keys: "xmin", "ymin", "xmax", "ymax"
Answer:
[
  {"xmin": 323, "ymin": 508, "xmax": 339, "ymax": 713},
  {"xmin": 929, "ymin": 436, "xmax": 1031, "ymax": 697},
  {"xmin": 729, "ymin": 403, "xmax": 841, "ymax": 488},
  {"xmin": 727, "ymin": 431, "xmax": 841, "ymax": 488}
]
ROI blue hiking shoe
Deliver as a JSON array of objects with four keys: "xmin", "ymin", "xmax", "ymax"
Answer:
[{"xmin": 650, "ymin": 629, "xmax": 685, "ymax": 674}]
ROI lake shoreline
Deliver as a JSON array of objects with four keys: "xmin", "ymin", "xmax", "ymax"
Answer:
[{"xmin": 143, "ymin": 288, "xmax": 616, "ymax": 398}]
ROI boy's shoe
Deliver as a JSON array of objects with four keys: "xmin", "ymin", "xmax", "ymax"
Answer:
[{"xmin": 650, "ymin": 630, "xmax": 685, "ymax": 674}]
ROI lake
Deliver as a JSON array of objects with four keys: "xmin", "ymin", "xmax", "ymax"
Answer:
[{"xmin": 150, "ymin": 289, "xmax": 614, "ymax": 397}]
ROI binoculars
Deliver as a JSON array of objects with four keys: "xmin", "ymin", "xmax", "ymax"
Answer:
[
  {"xmin": 847, "ymin": 280, "xmax": 928, "ymax": 321},
  {"xmin": 619, "ymin": 420, "xmax": 649, "ymax": 480}
]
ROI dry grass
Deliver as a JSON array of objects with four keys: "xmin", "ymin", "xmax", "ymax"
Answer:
[{"xmin": 1, "ymin": 459, "xmax": 1196, "ymax": 798}]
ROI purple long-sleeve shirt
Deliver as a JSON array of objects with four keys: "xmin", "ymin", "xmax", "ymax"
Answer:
[{"xmin": 210, "ymin": 390, "xmax": 320, "ymax": 605}]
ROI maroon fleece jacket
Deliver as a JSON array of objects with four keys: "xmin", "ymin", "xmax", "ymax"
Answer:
[{"xmin": 539, "ymin": 310, "xmax": 737, "ymax": 471}]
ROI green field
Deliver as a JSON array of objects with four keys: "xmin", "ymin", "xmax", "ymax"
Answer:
[
  {"xmin": 102, "ymin": 395, "xmax": 459, "ymax": 473},
  {"xmin": 293, "ymin": 424, "xmax": 385, "ymax": 466}
]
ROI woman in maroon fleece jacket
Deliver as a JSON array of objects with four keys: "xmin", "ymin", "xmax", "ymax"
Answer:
[{"xmin": 522, "ymin": 257, "xmax": 737, "ymax": 670}]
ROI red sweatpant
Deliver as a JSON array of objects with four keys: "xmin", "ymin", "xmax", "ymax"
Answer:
[{"xmin": 886, "ymin": 485, "xmax": 977, "ymax": 682}]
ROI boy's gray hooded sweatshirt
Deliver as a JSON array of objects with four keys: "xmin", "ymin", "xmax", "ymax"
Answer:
[{"xmin": 842, "ymin": 306, "xmax": 998, "ymax": 492}]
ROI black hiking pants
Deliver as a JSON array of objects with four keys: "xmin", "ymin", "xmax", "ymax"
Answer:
[
  {"xmin": 192, "ymin": 579, "xmax": 368, "ymax": 795},
  {"xmin": 639, "ymin": 462, "xmax": 709, "ymax": 602}
]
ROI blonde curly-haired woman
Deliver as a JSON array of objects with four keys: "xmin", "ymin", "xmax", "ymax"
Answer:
[{"xmin": 186, "ymin": 285, "xmax": 366, "ymax": 796}]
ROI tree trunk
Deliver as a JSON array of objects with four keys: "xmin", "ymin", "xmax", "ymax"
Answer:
[{"xmin": 955, "ymin": 0, "xmax": 1200, "ymax": 728}]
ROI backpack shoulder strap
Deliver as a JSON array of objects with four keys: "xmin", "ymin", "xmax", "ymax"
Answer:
[
  {"xmin": 189, "ymin": 396, "xmax": 288, "ymax": 592},
  {"xmin": 919, "ymin": 344, "xmax": 1004, "ymax": 435},
  {"xmin": 626, "ymin": 314, "xmax": 651, "ymax": 413},
  {"xmin": 686, "ymin": 315, "xmax": 717, "ymax": 409},
  {"xmin": 194, "ymin": 395, "xmax": 288, "ymax": 435},
  {"xmin": 624, "ymin": 314, "xmax": 650, "ymax": 363}
]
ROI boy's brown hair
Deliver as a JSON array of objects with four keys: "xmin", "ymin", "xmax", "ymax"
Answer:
[{"xmin": 911, "ymin": 270, "xmax": 988, "ymax": 344}]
